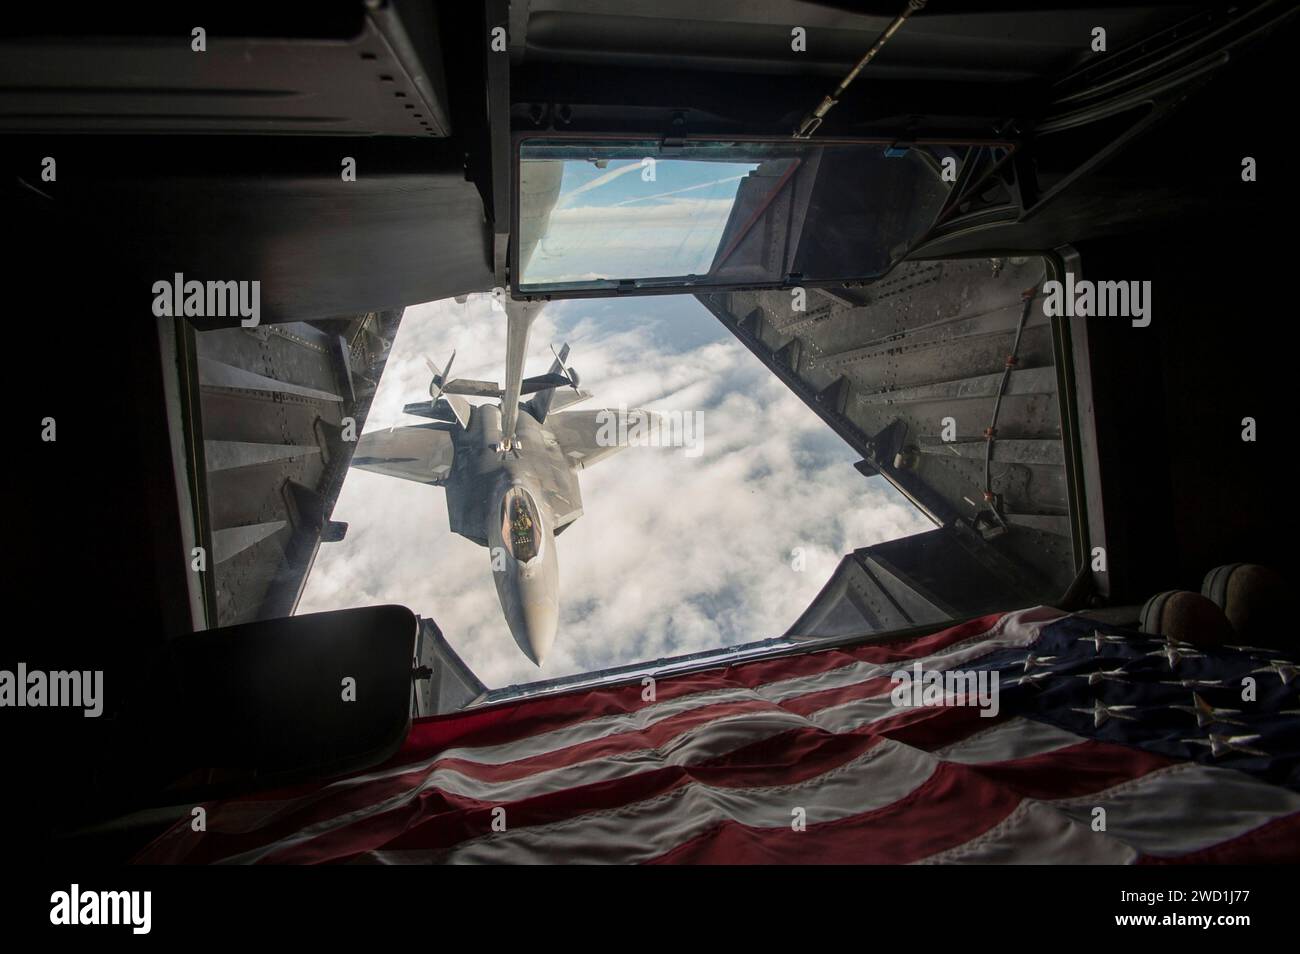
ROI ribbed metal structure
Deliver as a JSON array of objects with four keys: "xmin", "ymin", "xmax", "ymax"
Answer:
[{"xmin": 699, "ymin": 255, "xmax": 1080, "ymax": 635}]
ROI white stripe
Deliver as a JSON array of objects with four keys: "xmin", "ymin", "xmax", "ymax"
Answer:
[
  {"xmin": 933, "ymin": 718, "xmax": 1084, "ymax": 764},
  {"xmin": 915, "ymin": 760, "xmax": 1300, "ymax": 863},
  {"xmin": 917, "ymin": 799, "xmax": 1138, "ymax": 864},
  {"xmin": 1050, "ymin": 761, "xmax": 1300, "ymax": 856}
]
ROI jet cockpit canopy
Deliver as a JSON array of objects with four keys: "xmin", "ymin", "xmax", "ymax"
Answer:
[{"xmin": 501, "ymin": 486, "xmax": 543, "ymax": 564}]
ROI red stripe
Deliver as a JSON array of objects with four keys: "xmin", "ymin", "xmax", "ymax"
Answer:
[
  {"xmin": 781, "ymin": 672, "xmax": 895, "ymax": 718},
  {"xmin": 964, "ymin": 739, "xmax": 1172, "ymax": 799},
  {"xmin": 875, "ymin": 696, "xmax": 1010, "ymax": 748}
]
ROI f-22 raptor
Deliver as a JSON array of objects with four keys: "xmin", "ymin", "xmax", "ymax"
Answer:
[{"xmin": 351, "ymin": 299, "xmax": 658, "ymax": 666}]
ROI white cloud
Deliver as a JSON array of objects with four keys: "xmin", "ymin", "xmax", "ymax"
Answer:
[
  {"xmin": 526, "ymin": 198, "xmax": 739, "ymax": 282},
  {"xmin": 298, "ymin": 293, "xmax": 931, "ymax": 688}
]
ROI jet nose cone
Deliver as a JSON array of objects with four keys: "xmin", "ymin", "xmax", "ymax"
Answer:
[{"xmin": 515, "ymin": 599, "xmax": 558, "ymax": 666}]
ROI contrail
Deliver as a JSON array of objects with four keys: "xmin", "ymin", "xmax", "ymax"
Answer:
[
  {"xmin": 613, "ymin": 174, "xmax": 747, "ymax": 206},
  {"xmin": 556, "ymin": 162, "xmax": 645, "ymax": 207}
]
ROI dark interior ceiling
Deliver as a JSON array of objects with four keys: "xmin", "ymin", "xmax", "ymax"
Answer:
[
  {"xmin": 510, "ymin": 0, "xmax": 1190, "ymax": 78},
  {"xmin": 506, "ymin": 1, "xmax": 1208, "ymax": 134},
  {"xmin": 3, "ymin": 2, "xmax": 1291, "ymax": 309}
]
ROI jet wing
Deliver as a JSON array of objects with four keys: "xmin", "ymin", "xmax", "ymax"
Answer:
[
  {"xmin": 351, "ymin": 424, "xmax": 455, "ymax": 485},
  {"xmin": 545, "ymin": 409, "xmax": 659, "ymax": 470}
]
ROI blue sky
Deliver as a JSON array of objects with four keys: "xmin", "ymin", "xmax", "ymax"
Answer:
[
  {"xmin": 522, "ymin": 158, "xmax": 758, "ymax": 283},
  {"xmin": 553, "ymin": 157, "xmax": 755, "ymax": 207},
  {"xmin": 298, "ymin": 293, "xmax": 931, "ymax": 687}
]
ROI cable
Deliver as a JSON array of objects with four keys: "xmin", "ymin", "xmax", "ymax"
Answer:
[
  {"xmin": 981, "ymin": 285, "xmax": 1036, "ymax": 529},
  {"xmin": 793, "ymin": 0, "xmax": 929, "ymax": 139}
]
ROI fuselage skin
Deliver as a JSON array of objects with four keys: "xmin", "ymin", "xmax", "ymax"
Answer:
[{"xmin": 444, "ymin": 403, "xmax": 580, "ymax": 665}]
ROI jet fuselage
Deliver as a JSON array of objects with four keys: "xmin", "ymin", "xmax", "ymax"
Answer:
[
  {"xmin": 444, "ymin": 403, "xmax": 579, "ymax": 664},
  {"xmin": 351, "ymin": 310, "xmax": 654, "ymax": 666}
]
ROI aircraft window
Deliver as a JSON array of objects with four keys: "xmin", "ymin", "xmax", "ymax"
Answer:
[
  {"xmin": 280, "ymin": 285, "xmax": 1076, "ymax": 701},
  {"xmin": 502, "ymin": 489, "xmax": 540, "ymax": 563},
  {"xmin": 515, "ymin": 139, "xmax": 1001, "ymax": 295}
]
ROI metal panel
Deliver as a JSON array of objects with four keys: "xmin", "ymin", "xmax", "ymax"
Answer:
[{"xmin": 0, "ymin": 11, "xmax": 449, "ymax": 137}]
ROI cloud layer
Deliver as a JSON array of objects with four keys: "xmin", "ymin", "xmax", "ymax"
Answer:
[{"xmin": 298, "ymin": 294, "xmax": 931, "ymax": 688}]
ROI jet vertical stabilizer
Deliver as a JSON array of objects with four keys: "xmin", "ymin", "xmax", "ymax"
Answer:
[{"xmin": 527, "ymin": 342, "xmax": 580, "ymax": 422}]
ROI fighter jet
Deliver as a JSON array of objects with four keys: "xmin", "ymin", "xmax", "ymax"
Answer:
[{"xmin": 350, "ymin": 298, "xmax": 659, "ymax": 665}]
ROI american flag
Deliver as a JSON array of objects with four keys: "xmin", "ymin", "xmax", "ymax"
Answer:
[{"xmin": 136, "ymin": 606, "xmax": 1300, "ymax": 864}]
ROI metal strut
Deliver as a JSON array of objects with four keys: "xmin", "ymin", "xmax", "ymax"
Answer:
[
  {"xmin": 981, "ymin": 286, "xmax": 1037, "ymax": 529},
  {"xmin": 793, "ymin": 0, "xmax": 929, "ymax": 139}
]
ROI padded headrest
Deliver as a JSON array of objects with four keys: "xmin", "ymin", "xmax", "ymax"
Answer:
[
  {"xmin": 1201, "ymin": 564, "xmax": 1286, "ymax": 649},
  {"xmin": 1139, "ymin": 590, "xmax": 1234, "ymax": 649}
]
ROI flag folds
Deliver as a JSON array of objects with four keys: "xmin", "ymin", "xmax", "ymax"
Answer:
[{"xmin": 136, "ymin": 607, "xmax": 1299, "ymax": 864}]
